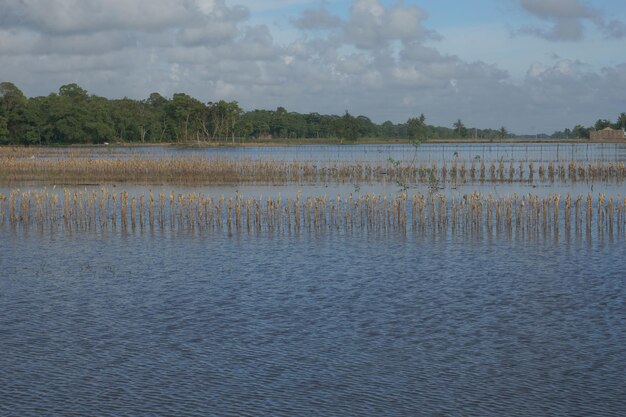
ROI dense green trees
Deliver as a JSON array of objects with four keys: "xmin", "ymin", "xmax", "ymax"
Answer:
[
  {"xmin": 551, "ymin": 115, "xmax": 625, "ymax": 139},
  {"xmin": 1, "ymin": 82, "xmax": 400, "ymax": 144},
  {"xmin": 0, "ymin": 83, "xmax": 249, "ymax": 145},
  {"xmin": 594, "ymin": 119, "xmax": 612, "ymax": 131},
  {"xmin": 407, "ymin": 114, "xmax": 426, "ymax": 140},
  {"xmin": 0, "ymin": 82, "xmax": 31, "ymax": 144},
  {"xmin": 1, "ymin": 82, "xmax": 623, "ymax": 144},
  {"xmin": 573, "ymin": 125, "xmax": 589, "ymax": 139}
]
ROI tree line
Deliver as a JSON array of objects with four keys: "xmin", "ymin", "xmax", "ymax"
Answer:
[
  {"xmin": 549, "ymin": 114, "xmax": 626, "ymax": 139},
  {"xmin": 1, "ymin": 82, "xmax": 623, "ymax": 145}
]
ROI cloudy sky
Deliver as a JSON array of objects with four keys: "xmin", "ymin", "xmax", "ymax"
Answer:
[{"xmin": 1, "ymin": 0, "xmax": 625, "ymax": 133}]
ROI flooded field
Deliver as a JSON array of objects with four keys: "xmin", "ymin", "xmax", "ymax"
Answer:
[
  {"xmin": 1, "ymin": 143, "xmax": 625, "ymax": 416},
  {"xmin": 3, "ymin": 142, "xmax": 626, "ymax": 162}
]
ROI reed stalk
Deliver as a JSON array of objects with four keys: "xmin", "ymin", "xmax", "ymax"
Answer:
[{"xmin": 1, "ymin": 188, "xmax": 625, "ymax": 240}]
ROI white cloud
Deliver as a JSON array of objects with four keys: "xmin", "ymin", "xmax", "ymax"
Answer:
[
  {"xmin": 228, "ymin": 0, "xmax": 312, "ymax": 13},
  {"xmin": 335, "ymin": 54, "xmax": 369, "ymax": 75},
  {"xmin": 519, "ymin": 0, "xmax": 595, "ymax": 20},
  {"xmin": 0, "ymin": 0, "xmax": 624, "ymax": 133},
  {"xmin": 291, "ymin": 8, "xmax": 342, "ymax": 30},
  {"xmin": 343, "ymin": 0, "xmax": 430, "ymax": 49},
  {"xmin": 0, "ymin": 0, "xmax": 192, "ymax": 34},
  {"xmin": 515, "ymin": 0, "xmax": 626, "ymax": 40}
]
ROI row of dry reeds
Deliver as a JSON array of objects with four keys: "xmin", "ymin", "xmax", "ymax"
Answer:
[
  {"xmin": 1, "ymin": 156, "xmax": 625, "ymax": 185},
  {"xmin": 1, "ymin": 188, "xmax": 624, "ymax": 239},
  {"xmin": 0, "ymin": 146, "xmax": 128, "ymax": 158},
  {"xmin": 385, "ymin": 160, "xmax": 626, "ymax": 185}
]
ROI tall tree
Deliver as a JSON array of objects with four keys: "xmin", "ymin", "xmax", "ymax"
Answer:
[
  {"xmin": 564, "ymin": 128, "xmax": 571, "ymax": 139},
  {"xmin": 0, "ymin": 82, "xmax": 29, "ymax": 144},
  {"xmin": 407, "ymin": 114, "xmax": 427, "ymax": 141},
  {"xmin": 146, "ymin": 92, "xmax": 170, "ymax": 141},
  {"xmin": 594, "ymin": 119, "xmax": 612, "ymax": 131},
  {"xmin": 269, "ymin": 106, "xmax": 288, "ymax": 138},
  {"xmin": 335, "ymin": 111, "xmax": 359, "ymax": 142},
  {"xmin": 59, "ymin": 83, "xmax": 88, "ymax": 100},
  {"xmin": 499, "ymin": 126, "xmax": 508, "ymax": 140},
  {"xmin": 208, "ymin": 100, "xmax": 243, "ymax": 142},
  {"xmin": 453, "ymin": 119, "xmax": 467, "ymax": 138},
  {"xmin": 572, "ymin": 125, "xmax": 588, "ymax": 139},
  {"xmin": 167, "ymin": 93, "xmax": 206, "ymax": 142}
]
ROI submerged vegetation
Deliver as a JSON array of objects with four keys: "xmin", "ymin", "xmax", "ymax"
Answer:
[
  {"xmin": 1, "ymin": 84, "xmax": 624, "ymax": 243},
  {"xmin": 1, "ymin": 188, "xmax": 624, "ymax": 240},
  {"xmin": 1, "ymin": 150, "xmax": 625, "ymax": 186}
]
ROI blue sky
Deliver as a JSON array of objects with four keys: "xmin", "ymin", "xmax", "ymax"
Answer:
[
  {"xmin": 1, "ymin": 0, "xmax": 625, "ymax": 133},
  {"xmin": 242, "ymin": 0, "xmax": 626, "ymax": 76}
]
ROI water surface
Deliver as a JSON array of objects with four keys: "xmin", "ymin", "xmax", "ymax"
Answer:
[
  {"xmin": 2, "ymin": 142, "xmax": 625, "ymax": 416},
  {"xmin": 1, "ymin": 230, "xmax": 625, "ymax": 416},
  {"xmin": 16, "ymin": 142, "xmax": 626, "ymax": 162}
]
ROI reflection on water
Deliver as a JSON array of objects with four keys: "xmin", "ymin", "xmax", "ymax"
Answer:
[
  {"xmin": 126, "ymin": 142, "xmax": 626, "ymax": 162},
  {"xmin": 2, "ymin": 170, "xmax": 624, "ymax": 200},
  {"xmin": 1, "ymin": 188, "xmax": 625, "ymax": 243},
  {"xmin": 1, "ymin": 231, "xmax": 625, "ymax": 416},
  {"xmin": 10, "ymin": 142, "xmax": 626, "ymax": 162},
  {"xmin": 2, "ymin": 142, "xmax": 626, "ymax": 416}
]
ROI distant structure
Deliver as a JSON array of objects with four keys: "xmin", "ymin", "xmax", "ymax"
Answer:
[{"xmin": 590, "ymin": 127, "xmax": 626, "ymax": 140}]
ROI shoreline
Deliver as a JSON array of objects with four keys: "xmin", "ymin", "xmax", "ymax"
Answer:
[{"xmin": 2, "ymin": 138, "xmax": 625, "ymax": 148}]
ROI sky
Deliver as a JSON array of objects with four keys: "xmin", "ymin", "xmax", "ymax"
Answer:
[{"xmin": 0, "ymin": 0, "xmax": 625, "ymax": 133}]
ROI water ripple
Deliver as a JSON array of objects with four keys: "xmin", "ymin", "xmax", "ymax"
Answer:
[{"xmin": 1, "ymin": 233, "xmax": 625, "ymax": 416}]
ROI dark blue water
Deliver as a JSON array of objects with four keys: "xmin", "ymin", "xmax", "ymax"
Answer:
[{"xmin": 1, "ymin": 230, "xmax": 625, "ymax": 416}]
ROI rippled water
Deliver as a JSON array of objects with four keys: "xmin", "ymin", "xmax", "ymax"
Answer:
[
  {"xmin": 22, "ymin": 142, "xmax": 626, "ymax": 162},
  {"xmin": 1, "ymin": 229, "xmax": 625, "ymax": 416},
  {"xmin": 2, "ymin": 143, "xmax": 626, "ymax": 415},
  {"xmin": 3, "ymin": 167, "xmax": 624, "ymax": 201}
]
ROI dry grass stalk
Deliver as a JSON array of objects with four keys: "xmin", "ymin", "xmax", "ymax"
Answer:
[
  {"xmin": 2, "ymin": 188, "xmax": 625, "ymax": 240},
  {"xmin": 2, "ymin": 154, "xmax": 625, "ymax": 186}
]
